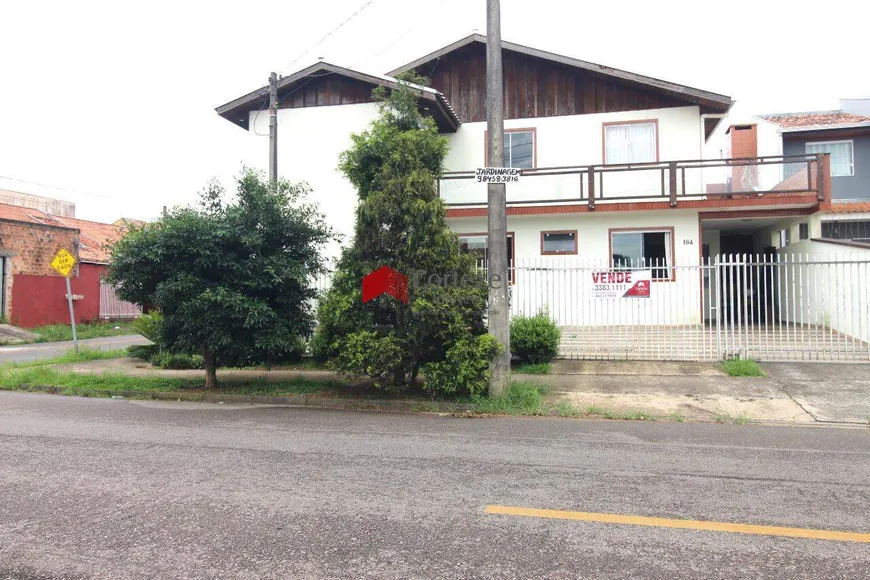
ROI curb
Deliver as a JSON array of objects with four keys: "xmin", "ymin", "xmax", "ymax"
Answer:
[{"xmin": 19, "ymin": 384, "xmax": 477, "ymax": 414}]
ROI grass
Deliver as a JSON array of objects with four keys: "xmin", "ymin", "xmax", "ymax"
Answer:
[
  {"xmin": 31, "ymin": 321, "xmax": 136, "ymax": 343},
  {"xmin": 722, "ymin": 358, "xmax": 765, "ymax": 377},
  {"xmin": 714, "ymin": 411, "xmax": 752, "ymax": 425},
  {"xmin": 512, "ymin": 362, "xmax": 551, "ymax": 375},
  {"xmin": 472, "ymin": 381, "xmax": 548, "ymax": 415}
]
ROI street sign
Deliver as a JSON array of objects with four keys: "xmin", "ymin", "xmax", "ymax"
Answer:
[
  {"xmin": 50, "ymin": 248, "xmax": 79, "ymax": 352},
  {"xmin": 475, "ymin": 167, "xmax": 521, "ymax": 183},
  {"xmin": 50, "ymin": 248, "xmax": 77, "ymax": 277}
]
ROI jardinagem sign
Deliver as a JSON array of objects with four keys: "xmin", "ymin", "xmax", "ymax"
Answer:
[
  {"xmin": 475, "ymin": 167, "xmax": 521, "ymax": 183},
  {"xmin": 590, "ymin": 270, "xmax": 652, "ymax": 299}
]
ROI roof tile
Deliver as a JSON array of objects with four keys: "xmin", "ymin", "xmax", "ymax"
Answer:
[{"xmin": 761, "ymin": 111, "xmax": 870, "ymax": 128}]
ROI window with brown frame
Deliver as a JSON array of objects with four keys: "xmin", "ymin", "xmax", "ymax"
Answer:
[
  {"xmin": 603, "ymin": 120, "xmax": 658, "ymax": 164},
  {"xmin": 610, "ymin": 228, "xmax": 674, "ymax": 280},
  {"xmin": 457, "ymin": 232, "xmax": 516, "ymax": 283},
  {"xmin": 541, "ymin": 230, "xmax": 577, "ymax": 255}
]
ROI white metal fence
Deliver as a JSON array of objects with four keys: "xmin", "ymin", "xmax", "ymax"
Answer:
[
  {"xmin": 509, "ymin": 255, "xmax": 870, "ymax": 362},
  {"xmin": 311, "ymin": 254, "xmax": 870, "ymax": 362},
  {"xmin": 99, "ymin": 283, "xmax": 142, "ymax": 320}
]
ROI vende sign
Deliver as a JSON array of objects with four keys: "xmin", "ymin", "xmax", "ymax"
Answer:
[
  {"xmin": 590, "ymin": 270, "xmax": 652, "ymax": 299},
  {"xmin": 475, "ymin": 167, "xmax": 521, "ymax": 183}
]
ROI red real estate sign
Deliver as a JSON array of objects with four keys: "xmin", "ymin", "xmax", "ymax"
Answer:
[{"xmin": 590, "ymin": 270, "xmax": 652, "ymax": 299}]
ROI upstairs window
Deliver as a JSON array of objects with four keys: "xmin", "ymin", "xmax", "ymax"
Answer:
[
  {"xmin": 806, "ymin": 140, "xmax": 854, "ymax": 177},
  {"xmin": 504, "ymin": 130, "xmax": 534, "ymax": 168},
  {"xmin": 604, "ymin": 121, "xmax": 657, "ymax": 164}
]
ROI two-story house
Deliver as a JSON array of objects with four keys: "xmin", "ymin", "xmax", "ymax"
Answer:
[{"xmin": 217, "ymin": 35, "xmax": 857, "ymax": 362}]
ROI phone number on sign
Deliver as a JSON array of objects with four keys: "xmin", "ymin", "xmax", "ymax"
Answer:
[{"xmin": 475, "ymin": 175, "xmax": 519, "ymax": 183}]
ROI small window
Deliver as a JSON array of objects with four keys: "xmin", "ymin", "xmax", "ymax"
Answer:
[
  {"xmin": 821, "ymin": 220, "xmax": 870, "ymax": 241},
  {"xmin": 799, "ymin": 223, "xmax": 809, "ymax": 241},
  {"xmin": 779, "ymin": 228, "xmax": 790, "ymax": 248},
  {"xmin": 504, "ymin": 131, "xmax": 534, "ymax": 169},
  {"xmin": 806, "ymin": 141, "xmax": 854, "ymax": 177},
  {"xmin": 604, "ymin": 122, "xmax": 657, "ymax": 164},
  {"xmin": 541, "ymin": 230, "xmax": 577, "ymax": 255},
  {"xmin": 458, "ymin": 233, "xmax": 515, "ymax": 282},
  {"xmin": 611, "ymin": 229, "xmax": 672, "ymax": 280}
]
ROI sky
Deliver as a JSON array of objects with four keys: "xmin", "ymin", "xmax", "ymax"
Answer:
[{"xmin": 0, "ymin": 0, "xmax": 865, "ymax": 223}]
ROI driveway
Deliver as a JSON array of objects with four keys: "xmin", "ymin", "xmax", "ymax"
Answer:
[
  {"xmin": 763, "ymin": 362, "xmax": 870, "ymax": 424},
  {"xmin": 0, "ymin": 335, "xmax": 148, "ymax": 363},
  {"xmin": 0, "ymin": 392, "xmax": 869, "ymax": 578}
]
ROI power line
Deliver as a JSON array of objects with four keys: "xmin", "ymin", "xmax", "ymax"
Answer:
[
  {"xmin": 348, "ymin": 0, "xmax": 452, "ymax": 72},
  {"xmin": 0, "ymin": 174, "xmax": 112, "ymax": 200},
  {"xmin": 278, "ymin": 0, "xmax": 378, "ymax": 75}
]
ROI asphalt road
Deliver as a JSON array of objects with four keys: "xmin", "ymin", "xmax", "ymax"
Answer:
[
  {"xmin": 0, "ymin": 335, "xmax": 148, "ymax": 363},
  {"xmin": 0, "ymin": 392, "xmax": 868, "ymax": 579}
]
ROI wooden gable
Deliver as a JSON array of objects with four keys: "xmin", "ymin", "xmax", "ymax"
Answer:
[{"xmin": 411, "ymin": 42, "xmax": 695, "ymax": 124}]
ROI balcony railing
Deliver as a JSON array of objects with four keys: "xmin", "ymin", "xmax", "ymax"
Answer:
[{"xmin": 438, "ymin": 154, "xmax": 828, "ymax": 209}]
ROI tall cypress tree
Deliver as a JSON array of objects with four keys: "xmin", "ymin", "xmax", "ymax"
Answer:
[{"xmin": 312, "ymin": 74, "xmax": 497, "ymax": 393}]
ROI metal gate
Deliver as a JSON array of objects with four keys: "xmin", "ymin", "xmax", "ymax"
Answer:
[{"xmin": 510, "ymin": 254, "xmax": 870, "ymax": 362}]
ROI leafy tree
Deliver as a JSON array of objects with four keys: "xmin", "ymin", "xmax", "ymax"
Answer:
[
  {"xmin": 106, "ymin": 170, "xmax": 333, "ymax": 388},
  {"xmin": 312, "ymin": 73, "xmax": 496, "ymax": 393}
]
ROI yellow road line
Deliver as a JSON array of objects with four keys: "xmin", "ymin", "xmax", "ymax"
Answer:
[{"xmin": 485, "ymin": 505, "xmax": 870, "ymax": 544}]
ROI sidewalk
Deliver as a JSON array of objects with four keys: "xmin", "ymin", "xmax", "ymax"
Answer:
[{"xmin": 49, "ymin": 357, "xmax": 870, "ymax": 426}]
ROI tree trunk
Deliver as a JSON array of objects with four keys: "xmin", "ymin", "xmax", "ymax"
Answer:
[{"xmin": 203, "ymin": 350, "xmax": 218, "ymax": 389}]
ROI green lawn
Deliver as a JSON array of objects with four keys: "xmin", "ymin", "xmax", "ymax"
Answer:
[
  {"xmin": 722, "ymin": 358, "xmax": 765, "ymax": 377},
  {"xmin": 31, "ymin": 321, "xmax": 137, "ymax": 343}
]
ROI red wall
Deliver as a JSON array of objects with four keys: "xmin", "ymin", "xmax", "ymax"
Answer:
[{"xmin": 11, "ymin": 263, "xmax": 106, "ymax": 328}]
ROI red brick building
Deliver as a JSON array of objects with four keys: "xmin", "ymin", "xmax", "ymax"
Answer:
[{"xmin": 0, "ymin": 203, "xmax": 137, "ymax": 327}]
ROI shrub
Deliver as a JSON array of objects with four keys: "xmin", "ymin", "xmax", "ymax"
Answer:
[
  {"xmin": 332, "ymin": 331, "xmax": 410, "ymax": 387},
  {"xmin": 510, "ymin": 311, "xmax": 560, "ymax": 364},
  {"xmin": 149, "ymin": 351, "xmax": 204, "ymax": 370},
  {"xmin": 422, "ymin": 334, "xmax": 502, "ymax": 397}
]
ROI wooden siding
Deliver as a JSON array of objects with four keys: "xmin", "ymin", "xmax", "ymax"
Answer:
[
  {"xmin": 278, "ymin": 74, "xmax": 377, "ymax": 110},
  {"xmin": 414, "ymin": 43, "xmax": 690, "ymax": 123}
]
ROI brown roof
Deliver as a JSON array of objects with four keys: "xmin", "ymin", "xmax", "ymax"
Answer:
[
  {"xmin": 761, "ymin": 111, "xmax": 870, "ymax": 128},
  {"xmin": 0, "ymin": 203, "xmax": 133, "ymax": 264},
  {"xmin": 827, "ymin": 201, "xmax": 870, "ymax": 214}
]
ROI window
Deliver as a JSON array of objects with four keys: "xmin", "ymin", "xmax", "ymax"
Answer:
[
  {"xmin": 799, "ymin": 223, "xmax": 809, "ymax": 241},
  {"xmin": 504, "ymin": 130, "xmax": 534, "ymax": 168},
  {"xmin": 806, "ymin": 141, "xmax": 854, "ymax": 177},
  {"xmin": 779, "ymin": 228, "xmax": 790, "ymax": 248},
  {"xmin": 610, "ymin": 229, "xmax": 672, "ymax": 280},
  {"xmin": 541, "ymin": 230, "xmax": 577, "ymax": 255},
  {"xmin": 458, "ymin": 233, "xmax": 516, "ymax": 282},
  {"xmin": 821, "ymin": 220, "xmax": 870, "ymax": 241},
  {"xmin": 604, "ymin": 121, "xmax": 657, "ymax": 164}
]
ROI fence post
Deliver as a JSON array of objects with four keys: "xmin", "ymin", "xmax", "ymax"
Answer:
[
  {"xmin": 587, "ymin": 166, "xmax": 596, "ymax": 211},
  {"xmin": 668, "ymin": 162, "xmax": 678, "ymax": 207}
]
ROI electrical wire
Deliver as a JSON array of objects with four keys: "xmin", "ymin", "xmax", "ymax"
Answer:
[
  {"xmin": 277, "ymin": 0, "xmax": 378, "ymax": 75},
  {"xmin": 0, "ymin": 174, "xmax": 112, "ymax": 199}
]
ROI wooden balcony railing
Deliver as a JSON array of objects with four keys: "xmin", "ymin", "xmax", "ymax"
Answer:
[{"xmin": 438, "ymin": 154, "xmax": 830, "ymax": 209}]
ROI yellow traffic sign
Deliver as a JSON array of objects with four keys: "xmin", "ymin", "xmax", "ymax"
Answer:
[{"xmin": 50, "ymin": 248, "xmax": 77, "ymax": 277}]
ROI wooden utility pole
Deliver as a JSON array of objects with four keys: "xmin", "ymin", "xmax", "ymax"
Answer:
[
  {"xmin": 268, "ymin": 72, "xmax": 279, "ymax": 190},
  {"xmin": 486, "ymin": 0, "xmax": 510, "ymax": 396}
]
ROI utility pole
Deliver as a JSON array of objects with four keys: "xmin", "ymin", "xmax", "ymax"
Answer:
[
  {"xmin": 268, "ymin": 72, "xmax": 279, "ymax": 190},
  {"xmin": 486, "ymin": 0, "xmax": 510, "ymax": 396}
]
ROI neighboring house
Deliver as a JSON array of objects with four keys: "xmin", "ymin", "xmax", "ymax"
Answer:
[
  {"xmin": 0, "ymin": 196, "xmax": 140, "ymax": 327},
  {"xmin": 217, "ymin": 34, "xmax": 858, "ymax": 362}
]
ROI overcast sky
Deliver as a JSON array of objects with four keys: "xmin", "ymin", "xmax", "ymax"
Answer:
[{"xmin": 1, "ymin": 0, "xmax": 865, "ymax": 223}]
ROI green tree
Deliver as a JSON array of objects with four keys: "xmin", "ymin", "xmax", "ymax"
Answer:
[
  {"xmin": 312, "ymin": 74, "xmax": 497, "ymax": 394},
  {"xmin": 106, "ymin": 170, "xmax": 334, "ymax": 388}
]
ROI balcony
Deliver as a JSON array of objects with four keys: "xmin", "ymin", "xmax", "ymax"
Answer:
[{"xmin": 439, "ymin": 154, "xmax": 830, "ymax": 210}]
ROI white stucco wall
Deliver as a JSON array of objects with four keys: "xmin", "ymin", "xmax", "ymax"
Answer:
[
  {"xmin": 448, "ymin": 210, "xmax": 704, "ymax": 325},
  {"xmin": 440, "ymin": 106, "xmax": 705, "ymax": 205},
  {"xmin": 249, "ymin": 103, "xmax": 380, "ymax": 261}
]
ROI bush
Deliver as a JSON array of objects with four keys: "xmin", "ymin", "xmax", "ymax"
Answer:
[
  {"xmin": 510, "ymin": 311, "xmax": 560, "ymax": 364},
  {"xmin": 422, "ymin": 334, "xmax": 502, "ymax": 397},
  {"xmin": 149, "ymin": 351, "xmax": 204, "ymax": 370},
  {"xmin": 129, "ymin": 311, "xmax": 163, "ymax": 359},
  {"xmin": 332, "ymin": 331, "xmax": 410, "ymax": 387}
]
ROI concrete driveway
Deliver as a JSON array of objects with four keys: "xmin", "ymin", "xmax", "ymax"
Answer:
[{"xmin": 763, "ymin": 363, "xmax": 870, "ymax": 425}]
